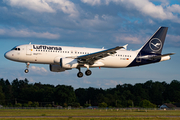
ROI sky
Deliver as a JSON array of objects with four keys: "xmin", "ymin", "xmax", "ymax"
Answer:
[{"xmin": 0, "ymin": 0, "xmax": 180, "ymax": 89}]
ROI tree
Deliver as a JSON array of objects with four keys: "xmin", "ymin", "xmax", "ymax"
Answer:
[
  {"xmin": 139, "ymin": 99, "xmax": 156, "ymax": 108},
  {"xmin": 98, "ymin": 102, "xmax": 107, "ymax": 108},
  {"xmin": 32, "ymin": 102, "xmax": 39, "ymax": 107},
  {"xmin": 28, "ymin": 101, "xmax": 33, "ymax": 107},
  {"xmin": 14, "ymin": 103, "xmax": 22, "ymax": 107},
  {"xmin": 55, "ymin": 85, "xmax": 76, "ymax": 105},
  {"xmin": 0, "ymin": 86, "xmax": 5, "ymax": 105},
  {"xmin": 75, "ymin": 88, "xmax": 88, "ymax": 106}
]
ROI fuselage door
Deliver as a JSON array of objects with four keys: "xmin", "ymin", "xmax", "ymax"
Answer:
[{"xmin": 26, "ymin": 45, "xmax": 32, "ymax": 55}]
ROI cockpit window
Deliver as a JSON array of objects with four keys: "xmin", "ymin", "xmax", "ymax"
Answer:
[
  {"xmin": 11, "ymin": 47, "xmax": 16, "ymax": 50},
  {"xmin": 11, "ymin": 47, "xmax": 20, "ymax": 51}
]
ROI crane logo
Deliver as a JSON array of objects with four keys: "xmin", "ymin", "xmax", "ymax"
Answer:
[{"xmin": 149, "ymin": 38, "xmax": 162, "ymax": 52}]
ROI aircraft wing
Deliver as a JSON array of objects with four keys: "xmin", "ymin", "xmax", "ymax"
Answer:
[
  {"xmin": 148, "ymin": 53, "xmax": 175, "ymax": 60},
  {"xmin": 77, "ymin": 46, "xmax": 124, "ymax": 65}
]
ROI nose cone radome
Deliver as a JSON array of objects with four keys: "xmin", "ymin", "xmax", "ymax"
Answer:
[{"xmin": 4, "ymin": 51, "xmax": 12, "ymax": 60}]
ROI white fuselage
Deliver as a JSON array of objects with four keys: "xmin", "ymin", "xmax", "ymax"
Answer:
[{"xmin": 5, "ymin": 44, "xmax": 138, "ymax": 68}]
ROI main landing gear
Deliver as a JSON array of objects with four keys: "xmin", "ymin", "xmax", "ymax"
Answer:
[
  {"xmin": 24, "ymin": 62, "xmax": 30, "ymax": 73},
  {"xmin": 77, "ymin": 66, "xmax": 92, "ymax": 78}
]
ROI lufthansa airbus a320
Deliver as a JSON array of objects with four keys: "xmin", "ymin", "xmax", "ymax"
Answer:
[{"xmin": 4, "ymin": 27, "xmax": 174, "ymax": 78}]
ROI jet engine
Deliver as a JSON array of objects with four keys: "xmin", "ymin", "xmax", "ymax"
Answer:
[{"xmin": 49, "ymin": 64, "xmax": 66, "ymax": 72}]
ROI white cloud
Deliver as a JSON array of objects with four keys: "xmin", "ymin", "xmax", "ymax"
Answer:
[
  {"xmin": 110, "ymin": 0, "xmax": 176, "ymax": 20},
  {"xmin": 114, "ymin": 34, "xmax": 142, "ymax": 44},
  {"xmin": 46, "ymin": 0, "xmax": 79, "ymax": 17},
  {"xmin": 4, "ymin": 0, "xmax": 55, "ymax": 13},
  {"xmin": 167, "ymin": 4, "xmax": 180, "ymax": 13},
  {"xmin": 28, "ymin": 78, "xmax": 36, "ymax": 83},
  {"xmin": 81, "ymin": 0, "xmax": 101, "ymax": 6},
  {"xmin": 83, "ymin": 79, "xmax": 91, "ymax": 84},
  {"xmin": 80, "ymin": 14, "xmax": 115, "ymax": 30},
  {"xmin": 0, "ymin": 28, "xmax": 60, "ymax": 39},
  {"xmin": 0, "ymin": 29, "xmax": 5, "ymax": 35},
  {"xmin": 4, "ymin": 0, "xmax": 79, "ymax": 17},
  {"xmin": 167, "ymin": 34, "xmax": 180, "ymax": 42},
  {"xmin": 81, "ymin": 0, "xmax": 180, "ymax": 23},
  {"xmin": 105, "ymin": 80, "xmax": 123, "ymax": 86},
  {"xmin": 31, "ymin": 66, "xmax": 48, "ymax": 73}
]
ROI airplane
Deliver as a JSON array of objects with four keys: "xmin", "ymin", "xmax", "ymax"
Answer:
[{"xmin": 4, "ymin": 27, "xmax": 174, "ymax": 78}]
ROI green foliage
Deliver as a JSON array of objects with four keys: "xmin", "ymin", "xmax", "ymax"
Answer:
[
  {"xmin": 84, "ymin": 103, "xmax": 91, "ymax": 107},
  {"xmin": 63, "ymin": 103, "xmax": 68, "ymax": 107},
  {"xmin": 68, "ymin": 102, "xmax": 80, "ymax": 108},
  {"xmin": 139, "ymin": 99, "xmax": 157, "ymax": 108},
  {"xmin": 23, "ymin": 103, "xmax": 28, "ymax": 107},
  {"xmin": 45, "ymin": 104, "xmax": 52, "ymax": 107},
  {"xmin": 0, "ymin": 86, "xmax": 5, "ymax": 105},
  {"xmin": 28, "ymin": 101, "xmax": 33, "ymax": 107},
  {"xmin": 14, "ymin": 103, "xmax": 22, "ymax": 107},
  {"xmin": 32, "ymin": 102, "xmax": 39, "ymax": 107},
  {"xmin": 98, "ymin": 102, "xmax": 107, "ymax": 108},
  {"xmin": 0, "ymin": 78, "xmax": 180, "ymax": 108}
]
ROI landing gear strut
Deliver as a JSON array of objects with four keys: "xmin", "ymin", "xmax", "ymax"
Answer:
[
  {"xmin": 25, "ymin": 62, "xmax": 30, "ymax": 73},
  {"xmin": 84, "ymin": 64, "xmax": 92, "ymax": 76}
]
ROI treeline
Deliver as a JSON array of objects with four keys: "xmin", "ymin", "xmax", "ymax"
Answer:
[{"xmin": 0, "ymin": 78, "xmax": 180, "ymax": 108}]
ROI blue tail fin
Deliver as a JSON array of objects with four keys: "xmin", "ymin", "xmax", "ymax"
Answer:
[{"xmin": 139, "ymin": 27, "xmax": 168, "ymax": 55}]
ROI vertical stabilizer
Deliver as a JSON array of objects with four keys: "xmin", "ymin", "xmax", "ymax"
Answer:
[{"xmin": 139, "ymin": 27, "xmax": 168, "ymax": 55}]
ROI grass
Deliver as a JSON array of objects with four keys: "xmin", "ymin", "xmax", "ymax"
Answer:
[{"xmin": 0, "ymin": 109, "xmax": 179, "ymax": 119}]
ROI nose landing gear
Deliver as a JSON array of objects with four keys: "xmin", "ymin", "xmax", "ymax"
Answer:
[
  {"xmin": 25, "ymin": 62, "xmax": 30, "ymax": 73},
  {"xmin": 24, "ymin": 69, "xmax": 29, "ymax": 73}
]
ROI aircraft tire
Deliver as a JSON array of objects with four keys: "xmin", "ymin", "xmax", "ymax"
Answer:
[
  {"xmin": 85, "ymin": 70, "xmax": 92, "ymax": 76},
  {"xmin": 24, "ymin": 69, "xmax": 29, "ymax": 73},
  {"xmin": 77, "ymin": 72, "xmax": 83, "ymax": 78}
]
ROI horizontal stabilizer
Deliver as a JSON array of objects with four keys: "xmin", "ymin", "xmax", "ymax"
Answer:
[{"xmin": 148, "ymin": 53, "xmax": 175, "ymax": 60}]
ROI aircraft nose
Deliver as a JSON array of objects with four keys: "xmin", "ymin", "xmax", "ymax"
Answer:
[{"xmin": 4, "ymin": 51, "xmax": 12, "ymax": 60}]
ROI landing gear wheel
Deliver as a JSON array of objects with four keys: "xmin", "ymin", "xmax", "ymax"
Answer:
[
  {"xmin": 85, "ymin": 70, "xmax": 92, "ymax": 76},
  {"xmin": 25, "ymin": 62, "xmax": 30, "ymax": 73},
  {"xmin": 77, "ymin": 72, "xmax": 83, "ymax": 78},
  {"xmin": 24, "ymin": 69, "xmax": 29, "ymax": 73}
]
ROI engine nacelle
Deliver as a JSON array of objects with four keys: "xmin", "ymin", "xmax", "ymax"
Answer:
[
  {"xmin": 60, "ymin": 58, "xmax": 78, "ymax": 69},
  {"xmin": 49, "ymin": 64, "xmax": 66, "ymax": 72}
]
